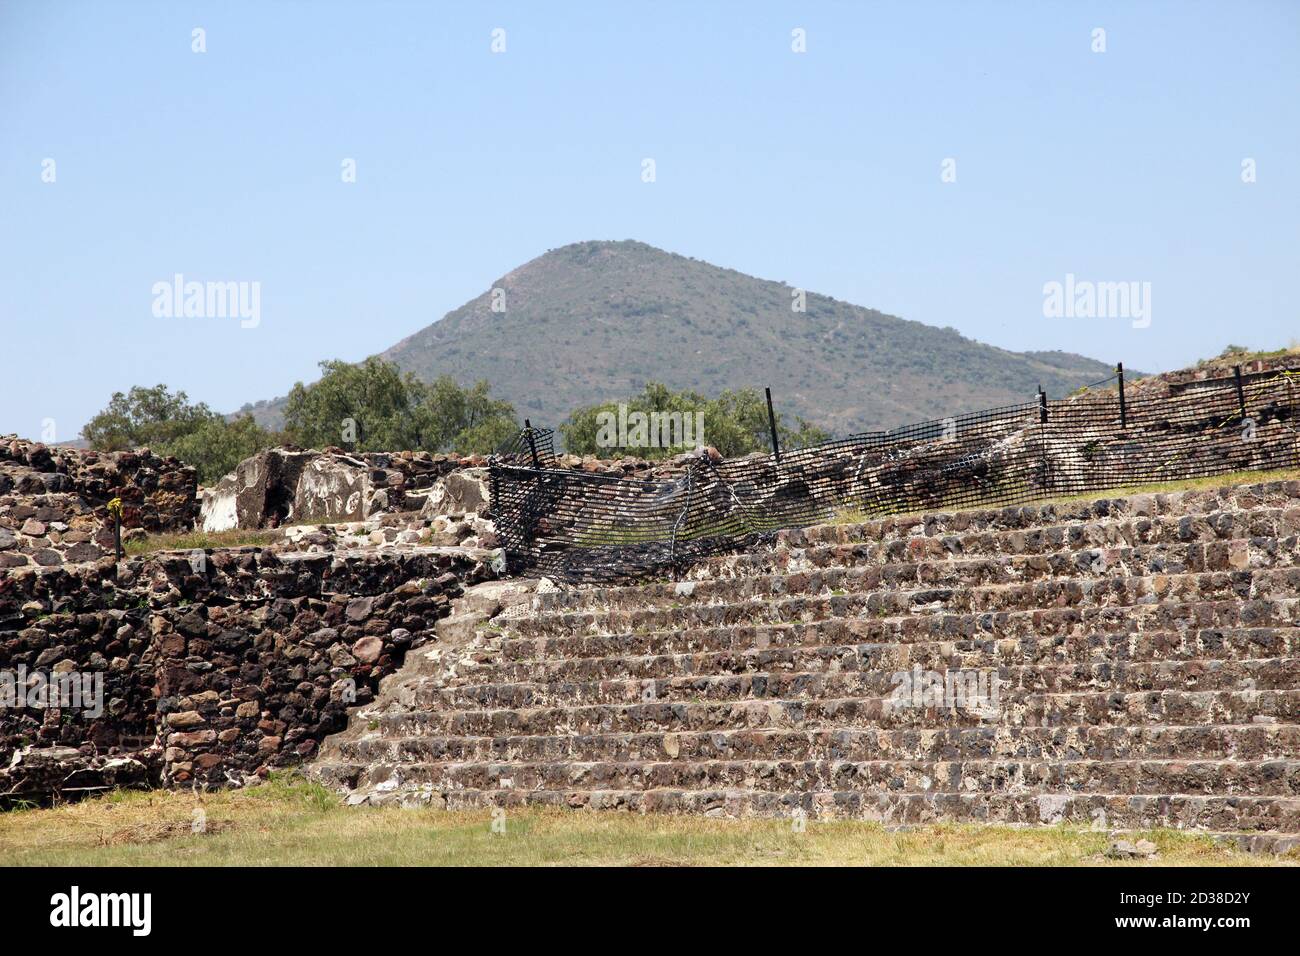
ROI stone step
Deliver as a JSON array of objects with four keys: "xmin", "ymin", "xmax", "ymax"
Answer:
[
  {"xmin": 308, "ymin": 476, "xmax": 1300, "ymax": 847},
  {"xmin": 334, "ymin": 722, "xmax": 1300, "ymax": 765},
  {"xmin": 496, "ymin": 621, "xmax": 1300, "ymax": 665},
  {"xmin": 536, "ymin": 538, "xmax": 1298, "ymax": 615},
  {"xmin": 328, "ymin": 780, "xmax": 1300, "ymax": 838},
  {"xmin": 414, "ymin": 657, "xmax": 1300, "ymax": 711},
  {"xmin": 366, "ymin": 688, "xmax": 1300, "ymax": 737},
  {"xmin": 536, "ymin": 512, "xmax": 1299, "ymax": 612},
  {"xmin": 508, "ymin": 569, "xmax": 1300, "ymax": 639},
  {"xmin": 450, "ymin": 631, "xmax": 1300, "ymax": 687},
  {"xmin": 343, "ymin": 756, "xmax": 1300, "ymax": 798},
  {"xmin": 612, "ymin": 552, "xmax": 1284, "ymax": 614},
  {"xmin": 689, "ymin": 508, "xmax": 1300, "ymax": 580}
]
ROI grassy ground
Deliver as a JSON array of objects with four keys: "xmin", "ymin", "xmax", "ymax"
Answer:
[
  {"xmin": 1, "ymin": 775, "xmax": 1293, "ymax": 867},
  {"xmin": 1195, "ymin": 344, "xmax": 1300, "ymax": 368},
  {"xmin": 123, "ymin": 528, "xmax": 282, "ymax": 557},
  {"xmin": 829, "ymin": 467, "xmax": 1300, "ymax": 526},
  {"xmin": 1043, "ymin": 466, "xmax": 1300, "ymax": 505},
  {"xmin": 573, "ymin": 464, "xmax": 1300, "ymax": 545}
]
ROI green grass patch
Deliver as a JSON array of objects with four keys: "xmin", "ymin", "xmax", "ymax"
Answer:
[
  {"xmin": 1040, "ymin": 466, "xmax": 1300, "ymax": 507},
  {"xmin": 1197, "ymin": 344, "xmax": 1300, "ymax": 368},
  {"xmin": 828, "ymin": 467, "xmax": 1300, "ymax": 527},
  {"xmin": 572, "ymin": 515, "xmax": 755, "ymax": 547},
  {"xmin": 124, "ymin": 528, "xmax": 282, "ymax": 557}
]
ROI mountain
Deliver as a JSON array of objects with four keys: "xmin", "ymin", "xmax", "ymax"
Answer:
[{"xmin": 237, "ymin": 240, "xmax": 1119, "ymax": 438}]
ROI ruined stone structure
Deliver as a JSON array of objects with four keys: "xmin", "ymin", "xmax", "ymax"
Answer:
[
  {"xmin": 4, "ymin": 367, "xmax": 1299, "ymax": 849},
  {"xmin": 198, "ymin": 443, "xmax": 682, "ymax": 535},
  {"xmin": 0, "ymin": 436, "xmax": 198, "ymax": 570},
  {"xmin": 313, "ymin": 479, "xmax": 1300, "ymax": 850},
  {"xmin": 199, "ymin": 446, "xmax": 489, "ymax": 532},
  {"xmin": 490, "ymin": 357, "xmax": 1300, "ymax": 583},
  {"xmin": 0, "ymin": 544, "xmax": 495, "ymax": 804},
  {"xmin": 0, "ymin": 437, "xmax": 501, "ymax": 805},
  {"xmin": 0, "ymin": 434, "xmax": 697, "ymax": 808}
]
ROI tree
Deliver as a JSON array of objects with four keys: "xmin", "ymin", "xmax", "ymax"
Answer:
[
  {"xmin": 559, "ymin": 382, "xmax": 829, "ymax": 459},
  {"xmin": 82, "ymin": 385, "xmax": 279, "ymax": 483},
  {"xmin": 82, "ymin": 362, "xmax": 519, "ymax": 487},
  {"xmin": 165, "ymin": 416, "xmax": 285, "ymax": 484},
  {"xmin": 284, "ymin": 359, "xmax": 417, "ymax": 451},
  {"xmin": 410, "ymin": 377, "xmax": 520, "ymax": 452},
  {"xmin": 81, "ymin": 385, "xmax": 219, "ymax": 451},
  {"xmin": 283, "ymin": 358, "xmax": 518, "ymax": 455}
]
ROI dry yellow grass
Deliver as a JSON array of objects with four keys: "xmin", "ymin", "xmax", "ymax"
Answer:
[{"xmin": 1, "ymin": 775, "xmax": 1293, "ymax": 867}]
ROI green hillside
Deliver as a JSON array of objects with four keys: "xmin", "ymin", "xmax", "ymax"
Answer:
[{"xmin": 238, "ymin": 240, "xmax": 1118, "ymax": 437}]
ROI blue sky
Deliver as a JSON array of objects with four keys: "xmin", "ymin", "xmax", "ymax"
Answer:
[{"xmin": 2, "ymin": 0, "xmax": 1297, "ymax": 440}]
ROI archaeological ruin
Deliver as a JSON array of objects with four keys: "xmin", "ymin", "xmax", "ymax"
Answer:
[{"xmin": 2, "ymin": 356, "xmax": 1299, "ymax": 851}]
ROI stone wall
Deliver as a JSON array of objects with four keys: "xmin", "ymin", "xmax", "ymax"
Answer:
[
  {"xmin": 199, "ymin": 446, "xmax": 489, "ymax": 532},
  {"xmin": 0, "ymin": 544, "xmax": 495, "ymax": 804},
  {"xmin": 1158, "ymin": 353, "xmax": 1299, "ymax": 394},
  {"xmin": 197, "ymin": 442, "xmax": 715, "ymax": 536},
  {"xmin": 0, "ymin": 436, "xmax": 198, "ymax": 571}
]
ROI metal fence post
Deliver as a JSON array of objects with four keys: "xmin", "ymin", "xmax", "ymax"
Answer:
[
  {"xmin": 523, "ymin": 419, "xmax": 542, "ymax": 469},
  {"xmin": 1116, "ymin": 362, "xmax": 1127, "ymax": 430},
  {"xmin": 669, "ymin": 463, "xmax": 695, "ymax": 576},
  {"xmin": 1035, "ymin": 387, "xmax": 1050, "ymax": 499},
  {"xmin": 765, "ymin": 387, "xmax": 782, "ymax": 465}
]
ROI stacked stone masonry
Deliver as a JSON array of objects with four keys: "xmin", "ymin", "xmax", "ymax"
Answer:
[
  {"xmin": 199, "ymin": 446, "xmax": 499, "ymax": 532},
  {"xmin": 0, "ymin": 544, "xmax": 493, "ymax": 804},
  {"xmin": 197, "ymin": 442, "xmax": 708, "ymax": 535},
  {"xmin": 314, "ymin": 479, "xmax": 1300, "ymax": 851},
  {"xmin": 0, "ymin": 435, "xmax": 198, "ymax": 570}
]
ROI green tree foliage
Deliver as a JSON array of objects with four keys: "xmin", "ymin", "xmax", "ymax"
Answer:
[
  {"xmin": 164, "ymin": 416, "xmax": 284, "ymax": 486},
  {"xmin": 81, "ymin": 385, "xmax": 220, "ymax": 451},
  {"xmin": 283, "ymin": 358, "xmax": 517, "ymax": 455},
  {"xmin": 559, "ymin": 381, "xmax": 829, "ymax": 459},
  {"xmin": 413, "ymin": 377, "xmax": 520, "ymax": 453},
  {"xmin": 82, "ymin": 363, "xmax": 518, "ymax": 485},
  {"xmin": 81, "ymin": 385, "xmax": 279, "ymax": 484},
  {"xmin": 283, "ymin": 359, "xmax": 414, "ymax": 451}
]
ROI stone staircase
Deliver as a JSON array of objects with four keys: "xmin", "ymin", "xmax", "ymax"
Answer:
[{"xmin": 312, "ymin": 478, "xmax": 1300, "ymax": 850}]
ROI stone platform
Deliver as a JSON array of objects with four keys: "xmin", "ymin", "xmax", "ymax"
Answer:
[{"xmin": 314, "ymin": 478, "xmax": 1300, "ymax": 851}]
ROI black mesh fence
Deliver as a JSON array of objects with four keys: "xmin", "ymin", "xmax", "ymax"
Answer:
[{"xmin": 489, "ymin": 366, "xmax": 1300, "ymax": 582}]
